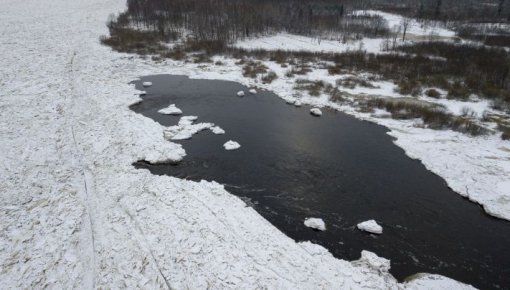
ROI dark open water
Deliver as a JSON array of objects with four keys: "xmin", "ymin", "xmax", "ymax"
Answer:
[{"xmin": 131, "ymin": 75, "xmax": 510, "ymax": 290}]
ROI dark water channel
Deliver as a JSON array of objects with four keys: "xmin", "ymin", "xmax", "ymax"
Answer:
[{"xmin": 131, "ymin": 75, "xmax": 510, "ymax": 289}]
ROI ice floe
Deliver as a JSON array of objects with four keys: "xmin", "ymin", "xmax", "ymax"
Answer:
[
  {"xmin": 142, "ymin": 81, "xmax": 152, "ymax": 87},
  {"xmin": 223, "ymin": 140, "xmax": 241, "ymax": 150},
  {"xmin": 210, "ymin": 126, "xmax": 225, "ymax": 134},
  {"xmin": 357, "ymin": 220, "xmax": 383, "ymax": 234},
  {"xmin": 237, "ymin": 90, "xmax": 245, "ymax": 97},
  {"xmin": 304, "ymin": 218, "xmax": 326, "ymax": 231},
  {"xmin": 158, "ymin": 104, "xmax": 182, "ymax": 115},
  {"xmin": 310, "ymin": 108, "xmax": 322, "ymax": 116}
]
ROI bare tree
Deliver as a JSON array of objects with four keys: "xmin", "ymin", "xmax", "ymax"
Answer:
[{"xmin": 401, "ymin": 17, "xmax": 411, "ymax": 42}]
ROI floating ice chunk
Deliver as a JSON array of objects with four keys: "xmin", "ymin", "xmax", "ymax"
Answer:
[
  {"xmin": 310, "ymin": 108, "xmax": 322, "ymax": 116},
  {"xmin": 142, "ymin": 81, "xmax": 152, "ymax": 87},
  {"xmin": 223, "ymin": 140, "xmax": 241, "ymax": 150},
  {"xmin": 304, "ymin": 218, "xmax": 326, "ymax": 231},
  {"xmin": 210, "ymin": 126, "xmax": 225, "ymax": 134},
  {"xmin": 294, "ymin": 100, "xmax": 302, "ymax": 107},
  {"xmin": 178, "ymin": 116, "xmax": 198, "ymax": 126},
  {"xmin": 237, "ymin": 90, "xmax": 245, "ymax": 97},
  {"xmin": 249, "ymin": 89, "xmax": 257, "ymax": 94},
  {"xmin": 286, "ymin": 99, "xmax": 295, "ymax": 105},
  {"xmin": 164, "ymin": 116, "xmax": 213, "ymax": 140},
  {"xmin": 139, "ymin": 91, "xmax": 147, "ymax": 96},
  {"xmin": 357, "ymin": 220, "xmax": 383, "ymax": 234},
  {"xmin": 158, "ymin": 104, "xmax": 182, "ymax": 115}
]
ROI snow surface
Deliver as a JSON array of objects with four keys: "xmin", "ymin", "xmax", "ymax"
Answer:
[
  {"xmin": 357, "ymin": 220, "xmax": 383, "ymax": 235},
  {"xmin": 224, "ymin": 140, "xmax": 241, "ymax": 151},
  {"xmin": 235, "ymin": 33, "xmax": 387, "ymax": 54},
  {"xmin": 234, "ymin": 11, "xmax": 456, "ymax": 55},
  {"xmin": 304, "ymin": 218, "xmax": 326, "ymax": 231},
  {"xmin": 0, "ymin": 0, "xmax": 488, "ymax": 288},
  {"xmin": 310, "ymin": 108, "xmax": 323, "ymax": 116},
  {"xmin": 158, "ymin": 104, "xmax": 182, "ymax": 115},
  {"xmin": 353, "ymin": 10, "xmax": 456, "ymax": 38}
]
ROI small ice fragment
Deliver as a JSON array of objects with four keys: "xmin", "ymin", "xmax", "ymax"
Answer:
[
  {"xmin": 143, "ymin": 81, "xmax": 152, "ymax": 87},
  {"xmin": 158, "ymin": 104, "xmax": 182, "ymax": 115},
  {"xmin": 139, "ymin": 91, "xmax": 147, "ymax": 96},
  {"xmin": 223, "ymin": 140, "xmax": 241, "ymax": 150},
  {"xmin": 304, "ymin": 218, "xmax": 326, "ymax": 231},
  {"xmin": 357, "ymin": 220, "xmax": 383, "ymax": 234},
  {"xmin": 249, "ymin": 89, "xmax": 257, "ymax": 94},
  {"xmin": 210, "ymin": 126, "xmax": 225, "ymax": 134},
  {"xmin": 310, "ymin": 108, "xmax": 322, "ymax": 116},
  {"xmin": 286, "ymin": 99, "xmax": 295, "ymax": 105},
  {"xmin": 237, "ymin": 91, "xmax": 245, "ymax": 97},
  {"xmin": 294, "ymin": 100, "xmax": 302, "ymax": 107}
]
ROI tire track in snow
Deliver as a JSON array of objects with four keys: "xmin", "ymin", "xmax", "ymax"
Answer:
[{"xmin": 66, "ymin": 49, "xmax": 97, "ymax": 289}]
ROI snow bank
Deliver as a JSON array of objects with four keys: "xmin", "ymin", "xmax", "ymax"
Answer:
[
  {"xmin": 354, "ymin": 250, "xmax": 391, "ymax": 273},
  {"xmin": 404, "ymin": 274, "xmax": 477, "ymax": 290},
  {"xmin": 0, "ymin": 0, "xmax": 485, "ymax": 287},
  {"xmin": 304, "ymin": 218, "xmax": 326, "ymax": 231},
  {"xmin": 357, "ymin": 220, "xmax": 383, "ymax": 234},
  {"xmin": 310, "ymin": 108, "xmax": 323, "ymax": 116},
  {"xmin": 223, "ymin": 140, "xmax": 241, "ymax": 150},
  {"xmin": 158, "ymin": 104, "xmax": 182, "ymax": 115}
]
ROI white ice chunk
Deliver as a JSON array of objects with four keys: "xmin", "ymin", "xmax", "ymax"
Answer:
[
  {"xmin": 357, "ymin": 220, "xmax": 383, "ymax": 234},
  {"xmin": 223, "ymin": 140, "xmax": 241, "ymax": 150},
  {"xmin": 294, "ymin": 100, "xmax": 302, "ymax": 107},
  {"xmin": 164, "ymin": 116, "xmax": 213, "ymax": 141},
  {"xmin": 249, "ymin": 89, "xmax": 257, "ymax": 94},
  {"xmin": 310, "ymin": 108, "xmax": 322, "ymax": 116},
  {"xmin": 237, "ymin": 90, "xmax": 245, "ymax": 97},
  {"xmin": 142, "ymin": 81, "xmax": 152, "ymax": 87},
  {"xmin": 210, "ymin": 126, "xmax": 225, "ymax": 134},
  {"xmin": 158, "ymin": 104, "xmax": 182, "ymax": 115},
  {"xmin": 304, "ymin": 218, "xmax": 326, "ymax": 231}
]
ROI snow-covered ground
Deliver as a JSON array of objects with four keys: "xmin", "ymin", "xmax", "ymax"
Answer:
[
  {"xmin": 353, "ymin": 10, "xmax": 456, "ymax": 38},
  {"xmin": 235, "ymin": 32, "xmax": 387, "ymax": 54},
  {"xmin": 234, "ymin": 10, "xmax": 456, "ymax": 54},
  {"xmin": 0, "ymin": 0, "xmax": 499, "ymax": 288}
]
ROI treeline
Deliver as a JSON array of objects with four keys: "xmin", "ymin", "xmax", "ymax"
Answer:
[
  {"xmin": 115, "ymin": 0, "xmax": 390, "ymax": 47},
  {"xmin": 373, "ymin": 0, "xmax": 510, "ymax": 22}
]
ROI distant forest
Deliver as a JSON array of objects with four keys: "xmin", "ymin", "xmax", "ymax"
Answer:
[{"xmin": 112, "ymin": 0, "xmax": 510, "ymax": 47}]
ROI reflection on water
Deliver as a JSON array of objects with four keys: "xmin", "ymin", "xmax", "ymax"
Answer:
[{"xmin": 131, "ymin": 75, "xmax": 510, "ymax": 290}]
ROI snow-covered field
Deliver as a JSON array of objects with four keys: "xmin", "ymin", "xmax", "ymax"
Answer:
[
  {"xmin": 235, "ymin": 10, "xmax": 456, "ymax": 54},
  {"xmin": 0, "ymin": 0, "xmax": 502, "ymax": 288}
]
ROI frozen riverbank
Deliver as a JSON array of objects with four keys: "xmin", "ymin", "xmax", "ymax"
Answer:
[{"xmin": 0, "ymin": 0, "xmax": 492, "ymax": 288}]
